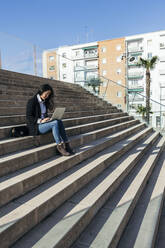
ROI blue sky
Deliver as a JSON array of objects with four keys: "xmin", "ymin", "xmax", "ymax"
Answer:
[{"xmin": 0, "ymin": 0, "xmax": 165, "ymax": 49}]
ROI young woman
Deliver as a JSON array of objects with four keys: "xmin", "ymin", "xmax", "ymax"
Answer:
[{"xmin": 26, "ymin": 84, "xmax": 74, "ymax": 156}]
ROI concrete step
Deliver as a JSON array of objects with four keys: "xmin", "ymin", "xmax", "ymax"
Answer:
[
  {"xmin": 0, "ymin": 125, "xmax": 151, "ymax": 208},
  {"xmin": 0, "ymin": 126, "xmax": 153, "ymax": 247},
  {"xmin": 0, "ymin": 94, "xmax": 111, "ymax": 110},
  {"xmin": 0, "ymin": 109, "xmax": 122, "ymax": 126},
  {"xmin": 0, "ymin": 112, "xmax": 128, "ymax": 139},
  {"xmin": 116, "ymin": 142, "xmax": 165, "ymax": 248},
  {"xmin": 0, "ymin": 86, "xmax": 94, "ymax": 98},
  {"xmin": 82, "ymin": 136, "xmax": 165, "ymax": 248},
  {"xmin": 0, "ymin": 116, "xmax": 134, "ymax": 156},
  {"xmin": 133, "ymin": 149, "xmax": 165, "ymax": 248},
  {"xmin": 10, "ymin": 130, "xmax": 159, "ymax": 248},
  {"xmin": 0, "ymin": 120, "xmax": 142, "ymax": 176},
  {"xmin": 0, "ymin": 105, "xmax": 118, "ymax": 115},
  {"xmin": 71, "ymin": 134, "xmax": 163, "ymax": 248},
  {"xmin": 0, "ymin": 99, "xmax": 106, "ymax": 108}
]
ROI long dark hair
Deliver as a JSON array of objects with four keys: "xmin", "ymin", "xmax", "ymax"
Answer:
[{"xmin": 37, "ymin": 84, "xmax": 54, "ymax": 110}]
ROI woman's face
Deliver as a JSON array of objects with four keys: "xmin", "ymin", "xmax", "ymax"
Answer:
[{"xmin": 40, "ymin": 90, "xmax": 51, "ymax": 100}]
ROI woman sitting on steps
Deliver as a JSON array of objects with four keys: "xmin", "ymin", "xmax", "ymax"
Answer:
[{"xmin": 26, "ymin": 84, "xmax": 74, "ymax": 156}]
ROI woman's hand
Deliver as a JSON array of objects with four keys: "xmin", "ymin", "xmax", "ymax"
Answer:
[{"xmin": 41, "ymin": 117, "xmax": 50, "ymax": 123}]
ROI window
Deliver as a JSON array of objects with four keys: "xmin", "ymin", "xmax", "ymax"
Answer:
[
  {"xmin": 49, "ymin": 77, "xmax": 55, "ymax": 80},
  {"xmin": 75, "ymin": 51, "xmax": 80, "ymax": 57},
  {"xmin": 160, "ymin": 42, "xmax": 165, "ymax": 49},
  {"xmin": 117, "ymin": 68, "xmax": 121, "ymax": 75},
  {"xmin": 62, "ymin": 53, "xmax": 67, "ymax": 57},
  {"xmin": 116, "ymin": 44, "xmax": 121, "ymax": 51},
  {"xmin": 62, "ymin": 63, "xmax": 67, "ymax": 68},
  {"xmin": 116, "ymin": 56, "xmax": 121, "ymax": 63},
  {"xmin": 101, "ymin": 47, "xmax": 106, "ymax": 53},
  {"xmin": 63, "ymin": 74, "xmax": 67, "ymax": 79},
  {"xmin": 49, "ymin": 65, "xmax": 55, "ymax": 71},
  {"xmin": 102, "ymin": 58, "xmax": 106, "ymax": 64},
  {"xmin": 147, "ymin": 53, "xmax": 152, "ymax": 59},
  {"xmin": 147, "ymin": 40, "xmax": 152, "ymax": 48},
  {"xmin": 102, "ymin": 70, "xmax": 107, "ymax": 76},
  {"xmin": 117, "ymin": 91, "xmax": 122, "ymax": 97},
  {"xmin": 49, "ymin": 56, "xmax": 54, "ymax": 61}
]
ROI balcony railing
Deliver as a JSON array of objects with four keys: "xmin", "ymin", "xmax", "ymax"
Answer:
[
  {"xmin": 85, "ymin": 64, "xmax": 98, "ymax": 70},
  {"xmin": 127, "ymin": 46, "xmax": 143, "ymax": 53},
  {"xmin": 129, "ymin": 96, "xmax": 144, "ymax": 102},
  {"xmin": 72, "ymin": 54, "xmax": 84, "ymax": 60},
  {"xmin": 128, "ymin": 72, "xmax": 144, "ymax": 79},
  {"xmin": 74, "ymin": 64, "xmax": 98, "ymax": 71},
  {"xmin": 74, "ymin": 66, "xmax": 84, "ymax": 71},
  {"xmin": 84, "ymin": 52, "xmax": 98, "ymax": 58},
  {"xmin": 128, "ymin": 62, "xmax": 140, "ymax": 67},
  {"xmin": 128, "ymin": 85, "xmax": 144, "ymax": 90}
]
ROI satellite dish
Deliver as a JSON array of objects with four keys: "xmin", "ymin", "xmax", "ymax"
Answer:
[{"xmin": 129, "ymin": 56, "xmax": 135, "ymax": 62}]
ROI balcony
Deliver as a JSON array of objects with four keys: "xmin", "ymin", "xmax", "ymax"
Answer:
[
  {"xmin": 75, "ymin": 77, "xmax": 85, "ymax": 82},
  {"xmin": 84, "ymin": 52, "xmax": 98, "ymax": 59},
  {"xmin": 72, "ymin": 54, "xmax": 84, "ymax": 60},
  {"xmin": 128, "ymin": 62, "xmax": 140, "ymax": 67},
  {"xmin": 74, "ymin": 66, "xmax": 84, "ymax": 71},
  {"xmin": 129, "ymin": 96, "xmax": 144, "ymax": 102},
  {"xmin": 127, "ymin": 46, "xmax": 143, "ymax": 53},
  {"xmin": 128, "ymin": 85, "xmax": 144, "ymax": 91},
  {"xmin": 85, "ymin": 64, "xmax": 98, "ymax": 70},
  {"xmin": 128, "ymin": 72, "xmax": 144, "ymax": 79},
  {"xmin": 74, "ymin": 64, "xmax": 98, "ymax": 72}
]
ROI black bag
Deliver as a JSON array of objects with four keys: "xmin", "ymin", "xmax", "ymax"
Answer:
[{"xmin": 9, "ymin": 126, "xmax": 29, "ymax": 137}]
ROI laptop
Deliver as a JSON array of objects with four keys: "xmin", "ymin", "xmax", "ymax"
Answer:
[{"xmin": 49, "ymin": 107, "xmax": 66, "ymax": 121}]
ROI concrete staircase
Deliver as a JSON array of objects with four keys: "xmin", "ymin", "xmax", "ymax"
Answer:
[{"xmin": 0, "ymin": 69, "xmax": 165, "ymax": 248}]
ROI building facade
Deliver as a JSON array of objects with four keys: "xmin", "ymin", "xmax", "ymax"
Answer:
[
  {"xmin": 125, "ymin": 30, "xmax": 165, "ymax": 128},
  {"xmin": 98, "ymin": 37, "xmax": 126, "ymax": 110}
]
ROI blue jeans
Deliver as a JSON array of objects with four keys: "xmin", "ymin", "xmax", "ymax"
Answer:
[{"xmin": 38, "ymin": 119, "xmax": 68, "ymax": 144}]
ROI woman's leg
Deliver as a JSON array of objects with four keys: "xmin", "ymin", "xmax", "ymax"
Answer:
[
  {"xmin": 38, "ymin": 120, "xmax": 70, "ymax": 156},
  {"xmin": 38, "ymin": 120, "xmax": 62, "ymax": 144},
  {"xmin": 58, "ymin": 120, "xmax": 75, "ymax": 154},
  {"xmin": 58, "ymin": 119, "xmax": 68, "ymax": 142}
]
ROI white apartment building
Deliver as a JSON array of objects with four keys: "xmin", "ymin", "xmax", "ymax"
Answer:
[
  {"xmin": 126, "ymin": 30, "xmax": 165, "ymax": 128},
  {"xmin": 42, "ymin": 42, "xmax": 99, "ymax": 87}
]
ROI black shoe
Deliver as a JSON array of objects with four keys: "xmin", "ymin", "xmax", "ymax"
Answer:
[{"xmin": 65, "ymin": 142, "xmax": 75, "ymax": 155}]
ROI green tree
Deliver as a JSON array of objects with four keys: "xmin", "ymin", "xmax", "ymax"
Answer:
[
  {"xmin": 138, "ymin": 56, "xmax": 158, "ymax": 124},
  {"xmin": 87, "ymin": 78, "xmax": 103, "ymax": 94},
  {"xmin": 136, "ymin": 105, "xmax": 153, "ymax": 121}
]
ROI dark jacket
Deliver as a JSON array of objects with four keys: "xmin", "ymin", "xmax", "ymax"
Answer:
[{"xmin": 26, "ymin": 95, "xmax": 48, "ymax": 136}]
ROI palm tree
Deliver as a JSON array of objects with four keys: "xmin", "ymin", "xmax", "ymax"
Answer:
[{"xmin": 139, "ymin": 56, "xmax": 158, "ymax": 124}]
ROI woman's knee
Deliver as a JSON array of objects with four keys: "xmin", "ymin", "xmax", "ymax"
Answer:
[{"xmin": 51, "ymin": 119, "xmax": 58, "ymax": 126}]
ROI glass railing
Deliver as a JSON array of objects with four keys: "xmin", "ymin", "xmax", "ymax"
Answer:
[{"xmin": 0, "ymin": 32, "xmax": 44, "ymax": 76}]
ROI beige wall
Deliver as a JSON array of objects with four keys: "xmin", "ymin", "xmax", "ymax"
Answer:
[
  {"xmin": 98, "ymin": 38, "xmax": 126, "ymax": 110},
  {"xmin": 46, "ymin": 51, "xmax": 58, "ymax": 79}
]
